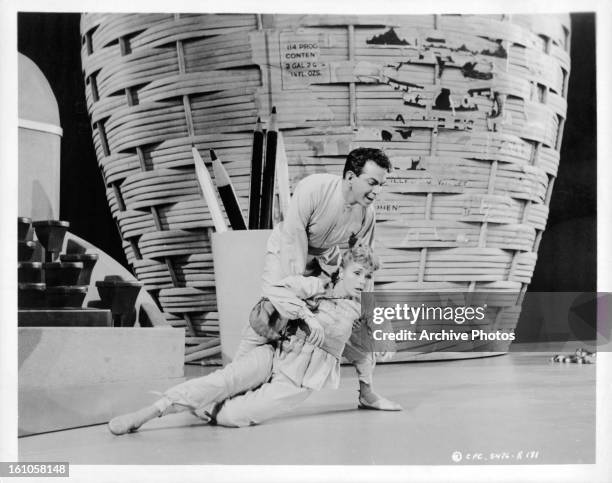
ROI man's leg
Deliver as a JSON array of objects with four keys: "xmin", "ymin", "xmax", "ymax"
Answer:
[
  {"xmin": 233, "ymin": 248, "xmax": 286, "ymax": 360},
  {"xmin": 213, "ymin": 372, "xmax": 313, "ymax": 428},
  {"xmin": 233, "ymin": 323, "xmax": 272, "ymax": 360},
  {"xmin": 343, "ymin": 341, "xmax": 402, "ymax": 411}
]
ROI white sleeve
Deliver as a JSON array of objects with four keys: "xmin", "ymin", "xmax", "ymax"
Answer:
[
  {"xmin": 277, "ymin": 177, "xmax": 317, "ymax": 277},
  {"xmin": 360, "ymin": 207, "xmax": 376, "ymax": 291},
  {"xmin": 265, "ymin": 275, "xmax": 326, "ymax": 320}
]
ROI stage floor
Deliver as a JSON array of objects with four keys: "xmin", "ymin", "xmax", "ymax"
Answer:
[{"xmin": 18, "ymin": 345, "xmax": 595, "ymax": 466}]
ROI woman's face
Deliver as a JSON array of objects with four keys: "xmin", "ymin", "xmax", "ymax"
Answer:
[{"xmin": 340, "ymin": 260, "xmax": 372, "ymax": 297}]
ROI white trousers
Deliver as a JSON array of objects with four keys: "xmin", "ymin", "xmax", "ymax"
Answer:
[
  {"xmin": 214, "ymin": 366, "xmax": 313, "ymax": 427},
  {"xmin": 158, "ymin": 337, "xmax": 311, "ymax": 427},
  {"xmin": 158, "ymin": 323, "xmax": 373, "ymax": 427},
  {"xmin": 160, "ymin": 343, "xmax": 274, "ymax": 417}
]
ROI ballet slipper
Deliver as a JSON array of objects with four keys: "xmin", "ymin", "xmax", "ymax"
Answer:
[
  {"xmin": 358, "ymin": 394, "xmax": 403, "ymax": 411},
  {"xmin": 107, "ymin": 405, "xmax": 160, "ymax": 435},
  {"xmin": 357, "ymin": 382, "xmax": 402, "ymax": 411},
  {"xmin": 357, "ymin": 386, "xmax": 403, "ymax": 411}
]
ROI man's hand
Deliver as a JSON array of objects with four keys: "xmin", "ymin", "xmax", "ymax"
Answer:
[{"xmin": 304, "ymin": 315, "xmax": 325, "ymax": 347}]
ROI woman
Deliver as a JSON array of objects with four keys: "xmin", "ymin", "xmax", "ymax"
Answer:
[{"xmin": 109, "ymin": 241, "xmax": 380, "ymax": 432}]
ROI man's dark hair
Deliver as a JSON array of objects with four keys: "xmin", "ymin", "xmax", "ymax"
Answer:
[{"xmin": 343, "ymin": 148, "xmax": 392, "ymax": 178}]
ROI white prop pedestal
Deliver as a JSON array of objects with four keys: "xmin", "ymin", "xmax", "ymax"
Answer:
[
  {"xmin": 212, "ymin": 230, "xmax": 272, "ymax": 364},
  {"xmin": 18, "ymin": 327, "xmax": 184, "ymax": 436}
]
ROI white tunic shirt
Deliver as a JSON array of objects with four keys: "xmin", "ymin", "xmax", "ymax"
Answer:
[{"xmin": 262, "ymin": 173, "xmax": 376, "ymax": 321}]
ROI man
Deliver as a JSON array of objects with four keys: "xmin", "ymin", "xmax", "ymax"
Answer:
[{"xmin": 237, "ymin": 147, "xmax": 402, "ymax": 411}]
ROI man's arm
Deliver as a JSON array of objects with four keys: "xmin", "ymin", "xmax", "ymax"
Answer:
[
  {"xmin": 261, "ymin": 176, "xmax": 329, "ymax": 346},
  {"xmin": 359, "ymin": 205, "xmax": 376, "ymax": 250},
  {"xmin": 276, "ymin": 177, "xmax": 316, "ymax": 278},
  {"xmin": 360, "ymin": 206, "xmax": 376, "ymax": 292}
]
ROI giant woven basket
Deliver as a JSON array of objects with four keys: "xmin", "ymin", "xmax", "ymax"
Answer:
[{"xmin": 80, "ymin": 13, "xmax": 570, "ymax": 363}]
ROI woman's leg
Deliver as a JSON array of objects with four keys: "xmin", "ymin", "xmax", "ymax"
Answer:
[
  {"xmin": 233, "ymin": 249, "xmax": 285, "ymax": 360},
  {"xmin": 342, "ymin": 341, "xmax": 402, "ymax": 411},
  {"xmin": 213, "ymin": 372, "xmax": 313, "ymax": 428},
  {"xmin": 108, "ymin": 344, "xmax": 275, "ymax": 435},
  {"xmin": 162, "ymin": 343, "xmax": 275, "ymax": 412},
  {"xmin": 107, "ymin": 404, "xmax": 164, "ymax": 435}
]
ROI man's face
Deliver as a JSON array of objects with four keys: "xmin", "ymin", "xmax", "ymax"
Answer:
[{"xmin": 346, "ymin": 160, "xmax": 388, "ymax": 207}]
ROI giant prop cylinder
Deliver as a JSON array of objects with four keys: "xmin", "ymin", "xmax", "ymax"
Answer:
[{"xmin": 80, "ymin": 13, "xmax": 571, "ymax": 363}]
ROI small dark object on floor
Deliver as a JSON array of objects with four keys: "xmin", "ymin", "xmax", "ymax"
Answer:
[{"xmin": 550, "ymin": 348, "xmax": 596, "ymax": 364}]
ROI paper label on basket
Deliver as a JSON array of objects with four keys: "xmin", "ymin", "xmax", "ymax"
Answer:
[{"xmin": 279, "ymin": 32, "xmax": 328, "ymax": 88}]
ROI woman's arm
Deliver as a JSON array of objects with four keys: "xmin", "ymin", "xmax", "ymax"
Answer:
[{"xmin": 265, "ymin": 274, "xmax": 328, "ymax": 320}]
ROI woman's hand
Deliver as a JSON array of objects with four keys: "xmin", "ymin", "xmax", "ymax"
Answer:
[{"xmin": 304, "ymin": 315, "xmax": 325, "ymax": 347}]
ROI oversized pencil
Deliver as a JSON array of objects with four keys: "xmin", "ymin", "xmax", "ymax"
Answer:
[
  {"xmin": 259, "ymin": 107, "xmax": 278, "ymax": 229},
  {"xmin": 274, "ymin": 130, "xmax": 290, "ymax": 223},
  {"xmin": 248, "ymin": 117, "xmax": 264, "ymax": 229},
  {"xmin": 210, "ymin": 149, "xmax": 247, "ymax": 230},
  {"xmin": 192, "ymin": 146, "xmax": 227, "ymax": 233}
]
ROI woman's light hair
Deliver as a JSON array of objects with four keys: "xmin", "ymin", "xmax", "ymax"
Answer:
[{"xmin": 341, "ymin": 239, "xmax": 380, "ymax": 274}]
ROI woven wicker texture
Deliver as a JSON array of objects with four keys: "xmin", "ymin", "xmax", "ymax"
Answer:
[{"xmin": 80, "ymin": 13, "xmax": 570, "ymax": 362}]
